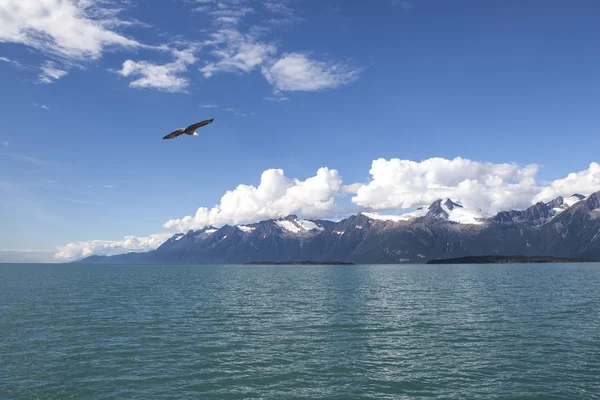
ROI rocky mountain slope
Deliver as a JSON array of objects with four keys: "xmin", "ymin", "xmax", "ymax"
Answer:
[{"xmin": 77, "ymin": 191, "xmax": 600, "ymax": 264}]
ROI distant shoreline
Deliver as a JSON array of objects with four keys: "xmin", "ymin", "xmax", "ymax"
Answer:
[
  {"xmin": 244, "ymin": 261, "xmax": 354, "ymax": 265},
  {"xmin": 426, "ymin": 255, "xmax": 597, "ymax": 264}
]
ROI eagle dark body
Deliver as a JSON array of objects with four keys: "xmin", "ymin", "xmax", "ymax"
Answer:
[{"xmin": 163, "ymin": 118, "xmax": 214, "ymax": 139}]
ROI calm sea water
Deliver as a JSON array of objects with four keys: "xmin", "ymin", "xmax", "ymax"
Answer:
[{"xmin": 1, "ymin": 263, "xmax": 600, "ymax": 399}]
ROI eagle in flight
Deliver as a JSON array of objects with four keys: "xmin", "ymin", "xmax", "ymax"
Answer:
[{"xmin": 163, "ymin": 118, "xmax": 214, "ymax": 140}]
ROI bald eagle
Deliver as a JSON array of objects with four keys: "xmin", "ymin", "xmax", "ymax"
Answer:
[{"xmin": 163, "ymin": 118, "xmax": 214, "ymax": 140}]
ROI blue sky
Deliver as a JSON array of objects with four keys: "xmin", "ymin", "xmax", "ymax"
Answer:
[{"xmin": 1, "ymin": 0, "xmax": 599, "ymax": 262}]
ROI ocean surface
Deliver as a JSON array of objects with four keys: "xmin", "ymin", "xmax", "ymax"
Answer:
[{"xmin": 1, "ymin": 263, "xmax": 600, "ymax": 399}]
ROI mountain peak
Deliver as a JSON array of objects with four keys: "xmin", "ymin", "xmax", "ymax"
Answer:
[
  {"xmin": 426, "ymin": 198, "xmax": 485, "ymax": 225},
  {"xmin": 274, "ymin": 216, "xmax": 324, "ymax": 234}
]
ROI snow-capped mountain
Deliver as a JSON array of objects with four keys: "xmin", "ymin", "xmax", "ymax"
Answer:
[
  {"xmin": 361, "ymin": 199, "xmax": 486, "ymax": 225},
  {"xmin": 77, "ymin": 192, "xmax": 600, "ymax": 264},
  {"xmin": 492, "ymin": 193, "xmax": 587, "ymax": 226}
]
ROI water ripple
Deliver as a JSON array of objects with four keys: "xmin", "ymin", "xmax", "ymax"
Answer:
[{"xmin": 1, "ymin": 263, "xmax": 600, "ymax": 399}]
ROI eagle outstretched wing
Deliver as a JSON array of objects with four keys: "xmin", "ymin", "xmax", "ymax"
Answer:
[
  {"xmin": 186, "ymin": 118, "xmax": 215, "ymax": 132},
  {"xmin": 163, "ymin": 129, "xmax": 185, "ymax": 140}
]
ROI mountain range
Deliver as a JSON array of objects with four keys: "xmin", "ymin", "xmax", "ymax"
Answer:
[{"xmin": 77, "ymin": 191, "xmax": 600, "ymax": 264}]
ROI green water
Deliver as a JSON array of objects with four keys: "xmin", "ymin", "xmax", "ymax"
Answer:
[{"xmin": 1, "ymin": 263, "xmax": 600, "ymax": 399}]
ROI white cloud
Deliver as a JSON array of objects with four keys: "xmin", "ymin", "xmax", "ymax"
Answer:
[
  {"xmin": 265, "ymin": 95, "xmax": 289, "ymax": 102},
  {"xmin": 54, "ymin": 233, "xmax": 171, "ymax": 262},
  {"xmin": 224, "ymin": 107, "xmax": 250, "ymax": 116},
  {"xmin": 103, "ymin": 184, "xmax": 115, "ymax": 188},
  {"xmin": 193, "ymin": 0, "xmax": 254, "ymax": 24},
  {"xmin": 193, "ymin": 1, "xmax": 356, "ymax": 95},
  {"xmin": 33, "ymin": 103, "xmax": 50, "ymax": 109},
  {"xmin": 350, "ymin": 157, "xmax": 541, "ymax": 214},
  {"xmin": 0, "ymin": 56, "xmax": 22, "ymax": 67},
  {"xmin": 200, "ymin": 104, "xmax": 218, "ymax": 108},
  {"xmin": 261, "ymin": 52, "xmax": 359, "ymax": 92},
  {"xmin": 0, "ymin": 0, "xmax": 141, "ymax": 61},
  {"xmin": 117, "ymin": 48, "xmax": 197, "ymax": 93},
  {"xmin": 163, "ymin": 167, "xmax": 343, "ymax": 232},
  {"xmin": 38, "ymin": 61, "xmax": 68, "ymax": 84},
  {"xmin": 263, "ymin": 1, "xmax": 295, "ymax": 16},
  {"xmin": 200, "ymin": 28, "xmax": 277, "ymax": 78},
  {"xmin": 1, "ymin": 141, "xmax": 8, "ymax": 147},
  {"xmin": 53, "ymin": 156, "xmax": 600, "ymax": 261},
  {"xmin": 533, "ymin": 162, "xmax": 600, "ymax": 203},
  {"xmin": 341, "ymin": 183, "xmax": 362, "ymax": 195}
]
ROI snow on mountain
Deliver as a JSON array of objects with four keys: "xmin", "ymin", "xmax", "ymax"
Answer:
[
  {"xmin": 564, "ymin": 194, "xmax": 586, "ymax": 207},
  {"xmin": 550, "ymin": 194, "xmax": 586, "ymax": 216},
  {"xmin": 436, "ymin": 199, "xmax": 487, "ymax": 225},
  {"xmin": 362, "ymin": 207, "xmax": 428, "ymax": 222},
  {"xmin": 363, "ymin": 199, "xmax": 486, "ymax": 225},
  {"xmin": 275, "ymin": 217, "xmax": 323, "ymax": 233},
  {"xmin": 297, "ymin": 219, "xmax": 324, "ymax": 231}
]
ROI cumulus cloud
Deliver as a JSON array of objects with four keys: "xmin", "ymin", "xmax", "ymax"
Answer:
[
  {"xmin": 262, "ymin": 53, "xmax": 359, "ymax": 92},
  {"xmin": 53, "ymin": 157, "xmax": 600, "ymax": 261},
  {"xmin": 117, "ymin": 48, "xmax": 197, "ymax": 93},
  {"xmin": 350, "ymin": 157, "xmax": 541, "ymax": 214},
  {"xmin": 533, "ymin": 162, "xmax": 600, "ymax": 203},
  {"xmin": 38, "ymin": 61, "xmax": 68, "ymax": 84},
  {"xmin": 163, "ymin": 167, "xmax": 343, "ymax": 232},
  {"xmin": 54, "ymin": 233, "xmax": 171, "ymax": 262},
  {"xmin": 0, "ymin": 0, "xmax": 141, "ymax": 61}
]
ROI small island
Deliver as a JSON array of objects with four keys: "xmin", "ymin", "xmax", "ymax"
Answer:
[
  {"xmin": 427, "ymin": 255, "xmax": 597, "ymax": 264},
  {"xmin": 245, "ymin": 261, "xmax": 354, "ymax": 265}
]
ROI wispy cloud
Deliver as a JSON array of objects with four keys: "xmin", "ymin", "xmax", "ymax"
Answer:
[
  {"xmin": 1, "ymin": 141, "xmax": 8, "ymax": 147},
  {"xmin": 103, "ymin": 184, "xmax": 115, "ymax": 188},
  {"xmin": 0, "ymin": 0, "xmax": 141, "ymax": 61},
  {"xmin": 193, "ymin": 0, "xmax": 255, "ymax": 25},
  {"xmin": 263, "ymin": 0, "xmax": 302, "ymax": 26},
  {"xmin": 265, "ymin": 95, "xmax": 289, "ymax": 102},
  {"xmin": 262, "ymin": 52, "xmax": 360, "ymax": 92},
  {"xmin": 0, "ymin": 56, "xmax": 23, "ymax": 67},
  {"xmin": 224, "ymin": 107, "xmax": 250, "ymax": 117},
  {"xmin": 194, "ymin": 1, "xmax": 359, "ymax": 94},
  {"xmin": 38, "ymin": 61, "xmax": 68, "ymax": 84},
  {"xmin": 0, "ymin": 0, "xmax": 165, "ymax": 86},
  {"xmin": 117, "ymin": 48, "xmax": 197, "ymax": 93},
  {"xmin": 0, "ymin": 152, "xmax": 48, "ymax": 166},
  {"xmin": 199, "ymin": 28, "xmax": 277, "ymax": 78},
  {"xmin": 33, "ymin": 103, "xmax": 50, "ymax": 109},
  {"xmin": 53, "ymin": 196, "xmax": 99, "ymax": 205},
  {"xmin": 200, "ymin": 104, "xmax": 219, "ymax": 108}
]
